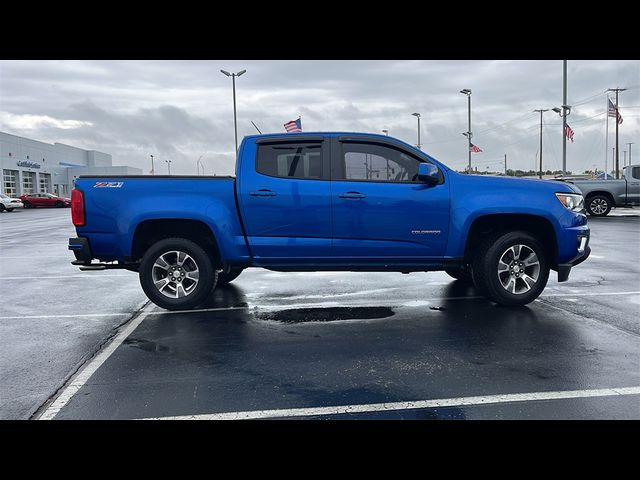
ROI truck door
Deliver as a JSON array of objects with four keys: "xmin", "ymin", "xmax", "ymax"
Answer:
[
  {"xmin": 625, "ymin": 166, "xmax": 640, "ymax": 205},
  {"xmin": 237, "ymin": 137, "xmax": 332, "ymax": 262},
  {"xmin": 329, "ymin": 137, "xmax": 450, "ymax": 261}
]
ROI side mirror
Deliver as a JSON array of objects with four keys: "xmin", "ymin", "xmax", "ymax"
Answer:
[{"xmin": 418, "ymin": 163, "xmax": 439, "ymax": 184}]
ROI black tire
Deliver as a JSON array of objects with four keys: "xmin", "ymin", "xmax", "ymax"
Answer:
[
  {"xmin": 0, "ymin": 204, "xmax": 4, "ymax": 212},
  {"xmin": 445, "ymin": 266, "xmax": 473, "ymax": 283},
  {"xmin": 471, "ymin": 231, "xmax": 550, "ymax": 307},
  {"xmin": 585, "ymin": 195, "xmax": 611, "ymax": 217},
  {"xmin": 23, "ymin": 201, "xmax": 32, "ymax": 208},
  {"xmin": 55, "ymin": 201, "xmax": 64, "ymax": 207},
  {"xmin": 216, "ymin": 267, "xmax": 244, "ymax": 286},
  {"xmin": 139, "ymin": 237, "xmax": 217, "ymax": 310}
]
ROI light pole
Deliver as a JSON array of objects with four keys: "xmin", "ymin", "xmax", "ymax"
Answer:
[
  {"xmin": 381, "ymin": 129, "xmax": 389, "ymax": 136},
  {"xmin": 627, "ymin": 142, "xmax": 634, "ymax": 166},
  {"xmin": 197, "ymin": 155, "xmax": 203, "ymax": 175},
  {"xmin": 534, "ymin": 109, "xmax": 550, "ymax": 179},
  {"xmin": 165, "ymin": 159, "xmax": 172, "ymax": 175},
  {"xmin": 220, "ymin": 69, "xmax": 247, "ymax": 160},
  {"xmin": 411, "ymin": 113, "xmax": 421, "ymax": 149},
  {"xmin": 552, "ymin": 103, "xmax": 571, "ymax": 175},
  {"xmin": 150, "ymin": 155, "xmax": 155, "ymax": 175},
  {"xmin": 460, "ymin": 89, "xmax": 472, "ymax": 173}
]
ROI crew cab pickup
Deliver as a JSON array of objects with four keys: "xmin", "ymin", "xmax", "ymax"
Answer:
[
  {"xmin": 68, "ymin": 132, "xmax": 590, "ymax": 309},
  {"xmin": 561, "ymin": 164, "xmax": 640, "ymax": 216}
]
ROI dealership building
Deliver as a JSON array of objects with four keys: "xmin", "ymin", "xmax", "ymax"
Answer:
[{"xmin": 1, "ymin": 132, "xmax": 142, "ymax": 197}]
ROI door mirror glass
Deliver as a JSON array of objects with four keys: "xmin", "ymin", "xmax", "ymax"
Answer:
[{"xmin": 418, "ymin": 163, "xmax": 439, "ymax": 184}]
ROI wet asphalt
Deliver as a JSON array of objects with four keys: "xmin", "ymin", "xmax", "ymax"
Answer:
[{"xmin": 1, "ymin": 207, "xmax": 639, "ymax": 420}]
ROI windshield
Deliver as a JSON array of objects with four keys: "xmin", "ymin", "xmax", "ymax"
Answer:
[{"xmin": 0, "ymin": 194, "xmax": 8, "ymax": 199}]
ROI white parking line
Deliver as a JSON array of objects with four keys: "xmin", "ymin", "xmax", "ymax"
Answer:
[
  {"xmin": 140, "ymin": 386, "xmax": 640, "ymax": 420},
  {"xmin": 3, "ymin": 274, "xmax": 132, "ymax": 280}
]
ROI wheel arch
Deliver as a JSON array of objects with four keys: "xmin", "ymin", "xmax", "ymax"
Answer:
[
  {"xmin": 131, "ymin": 219, "xmax": 223, "ymax": 268},
  {"xmin": 463, "ymin": 213, "xmax": 558, "ymax": 269}
]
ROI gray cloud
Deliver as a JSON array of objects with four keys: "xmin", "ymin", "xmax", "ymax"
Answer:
[{"xmin": 0, "ymin": 60, "xmax": 638, "ymax": 175}]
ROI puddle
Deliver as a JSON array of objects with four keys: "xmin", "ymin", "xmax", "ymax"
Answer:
[
  {"xmin": 124, "ymin": 338, "xmax": 172, "ymax": 353},
  {"xmin": 256, "ymin": 306, "xmax": 395, "ymax": 324}
]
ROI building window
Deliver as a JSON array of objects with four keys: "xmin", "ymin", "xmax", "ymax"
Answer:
[
  {"xmin": 40, "ymin": 173, "xmax": 52, "ymax": 193},
  {"xmin": 23, "ymin": 171, "xmax": 35, "ymax": 194},
  {"xmin": 3, "ymin": 169, "xmax": 18, "ymax": 196}
]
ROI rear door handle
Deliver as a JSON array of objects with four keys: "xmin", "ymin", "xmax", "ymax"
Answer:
[
  {"xmin": 339, "ymin": 192, "xmax": 366, "ymax": 199},
  {"xmin": 250, "ymin": 189, "xmax": 277, "ymax": 197}
]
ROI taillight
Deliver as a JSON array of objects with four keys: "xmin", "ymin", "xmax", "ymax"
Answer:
[{"xmin": 71, "ymin": 189, "xmax": 85, "ymax": 226}]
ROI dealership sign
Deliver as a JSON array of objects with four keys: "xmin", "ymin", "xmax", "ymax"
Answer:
[{"xmin": 17, "ymin": 160, "xmax": 41, "ymax": 169}]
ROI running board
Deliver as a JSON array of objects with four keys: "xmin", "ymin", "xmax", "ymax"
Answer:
[{"xmin": 72, "ymin": 260, "xmax": 139, "ymax": 270}]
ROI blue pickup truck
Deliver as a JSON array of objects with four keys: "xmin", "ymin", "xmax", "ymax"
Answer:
[{"xmin": 69, "ymin": 132, "xmax": 590, "ymax": 309}]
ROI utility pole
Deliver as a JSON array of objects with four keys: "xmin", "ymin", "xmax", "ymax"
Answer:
[
  {"xmin": 607, "ymin": 87, "xmax": 626, "ymax": 178},
  {"xmin": 534, "ymin": 109, "xmax": 549, "ymax": 179},
  {"xmin": 504, "ymin": 153, "xmax": 507, "ymax": 175},
  {"xmin": 627, "ymin": 142, "xmax": 634, "ymax": 166},
  {"xmin": 150, "ymin": 155, "xmax": 155, "ymax": 175},
  {"xmin": 412, "ymin": 113, "xmax": 421, "ymax": 149}
]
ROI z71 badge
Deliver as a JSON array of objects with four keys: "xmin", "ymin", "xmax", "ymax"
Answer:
[{"xmin": 94, "ymin": 182, "xmax": 124, "ymax": 188}]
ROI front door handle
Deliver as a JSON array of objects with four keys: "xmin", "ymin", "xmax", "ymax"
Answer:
[
  {"xmin": 338, "ymin": 191, "xmax": 366, "ymax": 199},
  {"xmin": 250, "ymin": 189, "xmax": 277, "ymax": 197}
]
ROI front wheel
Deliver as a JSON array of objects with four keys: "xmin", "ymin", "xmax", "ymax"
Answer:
[
  {"xmin": 55, "ymin": 201, "xmax": 64, "ymax": 207},
  {"xmin": 472, "ymin": 231, "xmax": 550, "ymax": 307},
  {"xmin": 6, "ymin": 208, "xmax": 14, "ymax": 212},
  {"xmin": 139, "ymin": 237, "xmax": 217, "ymax": 310},
  {"xmin": 23, "ymin": 201, "xmax": 32, "ymax": 208},
  {"xmin": 586, "ymin": 195, "xmax": 611, "ymax": 216},
  {"xmin": 0, "ymin": 204, "xmax": 4, "ymax": 212}
]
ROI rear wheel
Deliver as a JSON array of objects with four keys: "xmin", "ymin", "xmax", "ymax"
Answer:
[
  {"xmin": 216, "ymin": 267, "xmax": 244, "ymax": 286},
  {"xmin": 139, "ymin": 237, "xmax": 217, "ymax": 310},
  {"xmin": 586, "ymin": 195, "xmax": 611, "ymax": 216},
  {"xmin": 472, "ymin": 231, "xmax": 549, "ymax": 306}
]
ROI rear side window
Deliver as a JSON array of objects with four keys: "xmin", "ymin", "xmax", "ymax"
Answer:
[{"xmin": 256, "ymin": 143, "xmax": 324, "ymax": 180}]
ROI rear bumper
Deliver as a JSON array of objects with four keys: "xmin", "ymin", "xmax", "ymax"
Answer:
[{"xmin": 68, "ymin": 237, "xmax": 92, "ymax": 264}]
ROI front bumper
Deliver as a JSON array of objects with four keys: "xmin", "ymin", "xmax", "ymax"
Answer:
[
  {"xmin": 557, "ymin": 232, "xmax": 591, "ymax": 282},
  {"xmin": 68, "ymin": 237, "xmax": 92, "ymax": 264},
  {"xmin": 8, "ymin": 202, "xmax": 23, "ymax": 208}
]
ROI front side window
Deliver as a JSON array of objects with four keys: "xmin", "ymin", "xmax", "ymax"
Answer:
[
  {"xmin": 256, "ymin": 143, "xmax": 324, "ymax": 180},
  {"xmin": 632, "ymin": 166, "xmax": 640, "ymax": 180},
  {"xmin": 341, "ymin": 143, "xmax": 422, "ymax": 183}
]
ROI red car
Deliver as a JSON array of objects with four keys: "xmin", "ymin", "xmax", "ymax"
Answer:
[{"xmin": 20, "ymin": 193, "xmax": 71, "ymax": 208}]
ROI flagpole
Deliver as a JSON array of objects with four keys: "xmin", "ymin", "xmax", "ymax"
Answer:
[{"xmin": 605, "ymin": 95, "xmax": 609, "ymax": 178}]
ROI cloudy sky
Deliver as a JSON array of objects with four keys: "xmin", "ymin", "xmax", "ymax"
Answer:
[{"xmin": 0, "ymin": 60, "xmax": 638, "ymax": 175}]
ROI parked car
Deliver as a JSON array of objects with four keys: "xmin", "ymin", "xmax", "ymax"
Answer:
[
  {"xmin": 68, "ymin": 132, "xmax": 590, "ymax": 310},
  {"xmin": 20, "ymin": 193, "xmax": 71, "ymax": 208},
  {"xmin": 0, "ymin": 193, "xmax": 24, "ymax": 212},
  {"xmin": 555, "ymin": 164, "xmax": 640, "ymax": 216}
]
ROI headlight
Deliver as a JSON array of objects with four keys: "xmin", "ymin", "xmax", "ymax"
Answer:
[{"xmin": 555, "ymin": 193, "xmax": 584, "ymax": 212}]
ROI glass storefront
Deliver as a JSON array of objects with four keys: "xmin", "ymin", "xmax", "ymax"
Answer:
[
  {"xmin": 22, "ymin": 171, "xmax": 35, "ymax": 194},
  {"xmin": 39, "ymin": 173, "xmax": 52, "ymax": 194},
  {"xmin": 3, "ymin": 169, "xmax": 18, "ymax": 197}
]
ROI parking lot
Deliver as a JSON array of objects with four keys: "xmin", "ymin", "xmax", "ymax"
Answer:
[{"xmin": 1, "ymin": 207, "xmax": 639, "ymax": 420}]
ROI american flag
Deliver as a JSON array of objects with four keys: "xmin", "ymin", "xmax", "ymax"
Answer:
[
  {"xmin": 284, "ymin": 118, "xmax": 302, "ymax": 133},
  {"xmin": 608, "ymin": 98, "xmax": 623, "ymax": 124},
  {"xmin": 564, "ymin": 124, "xmax": 574, "ymax": 143},
  {"xmin": 470, "ymin": 143, "xmax": 482, "ymax": 153}
]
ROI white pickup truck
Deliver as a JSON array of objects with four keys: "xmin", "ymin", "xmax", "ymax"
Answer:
[{"xmin": 562, "ymin": 164, "xmax": 640, "ymax": 216}]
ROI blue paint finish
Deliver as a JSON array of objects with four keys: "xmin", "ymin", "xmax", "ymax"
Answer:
[{"xmin": 72, "ymin": 132, "xmax": 588, "ymax": 276}]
